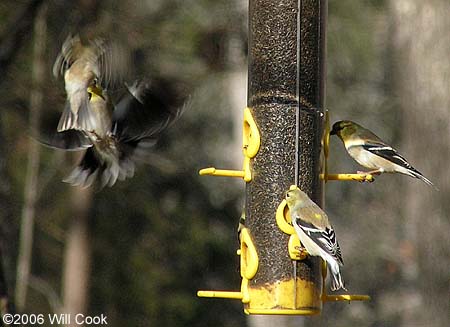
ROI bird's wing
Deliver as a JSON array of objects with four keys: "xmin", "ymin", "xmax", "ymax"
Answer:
[
  {"xmin": 116, "ymin": 137, "xmax": 159, "ymax": 164},
  {"xmin": 38, "ymin": 130, "xmax": 92, "ymax": 151},
  {"xmin": 63, "ymin": 146, "xmax": 136, "ymax": 189},
  {"xmin": 294, "ymin": 217, "xmax": 344, "ymax": 265},
  {"xmin": 110, "ymin": 79, "xmax": 188, "ymax": 167},
  {"xmin": 95, "ymin": 39, "xmax": 130, "ymax": 90},
  {"xmin": 112, "ymin": 80, "xmax": 186, "ymax": 143},
  {"xmin": 361, "ymin": 142, "xmax": 417, "ymax": 171},
  {"xmin": 63, "ymin": 147, "xmax": 101, "ymax": 188},
  {"xmin": 53, "ymin": 35, "xmax": 129, "ymax": 89},
  {"xmin": 52, "ymin": 34, "xmax": 82, "ymax": 78},
  {"xmin": 298, "ymin": 203, "xmax": 329, "ymax": 229},
  {"xmin": 36, "ymin": 104, "xmax": 92, "ymax": 150}
]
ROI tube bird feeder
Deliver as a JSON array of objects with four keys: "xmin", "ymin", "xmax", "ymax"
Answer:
[
  {"xmin": 242, "ymin": 0, "xmax": 327, "ymax": 314},
  {"xmin": 198, "ymin": 0, "xmax": 370, "ymax": 315}
]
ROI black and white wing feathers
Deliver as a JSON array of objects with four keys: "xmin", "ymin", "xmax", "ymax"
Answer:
[
  {"xmin": 361, "ymin": 142, "xmax": 434, "ymax": 186},
  {"xmin": 295, "ymin": 218, "xmax": 344, "ymax": 266},
  {"xmin": 362, "ymin": 143, "xmax": 414, "ymax": 171}
]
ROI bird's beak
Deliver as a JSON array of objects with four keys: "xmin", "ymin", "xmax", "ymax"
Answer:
[
  {"xmin": 329, "ymin": 126, "xmax": 338, "ymax": 135},
  {"xmin": 87, "ymin": 85, "xmax": 105, "ymax": 100}
]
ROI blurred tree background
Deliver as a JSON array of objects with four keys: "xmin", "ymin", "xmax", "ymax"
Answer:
[{"xmin": 0, "ymin": 0, "xmax": 448, "ymax": 326}]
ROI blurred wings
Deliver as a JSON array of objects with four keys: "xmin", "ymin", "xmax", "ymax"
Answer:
[
  {"xmin": 112, "ymin": 80, "xmax": 187, "ymax": 160},
  {"xmin": 38, "ymin": 129, "xmax": 92, "ymax": 151},
  {"xmin": 53, "ymin": 34, "xmax": 130, "ymax": 90}
]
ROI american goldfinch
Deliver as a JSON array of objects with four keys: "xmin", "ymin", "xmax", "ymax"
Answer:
[
  {"xmin": 53, "ymin": 34, "xmax": 128, "ymax": 133},
  {"xmin": 285, "ymin": 188, "xmax": 346, "ymax": 291},
  {"xmin": 330, "ymin": 120, "xmax": 433, "ymax": 186},
  {"xmin": 42, "ymin": 79, "xmax": 185, "ymax": 188}
]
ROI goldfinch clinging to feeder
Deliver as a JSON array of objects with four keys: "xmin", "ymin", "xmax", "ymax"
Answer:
[
  {"xmin": 330, "ymin": 120, "xmax": 434, "ymax": 186},
  {"xmin": 43, "ymin": 79, "xmax": 186, "ymax": 188},
  {"xmin": 285, "ymin": 188, "xmax": 346, "ymax": 291},
  {"xmin": 237, "ymin": 211, "xmax": 246, "ymax": 243},
  {"xmin": 53, "ymin": 34, "xmax": 128, "ymax": 133}
]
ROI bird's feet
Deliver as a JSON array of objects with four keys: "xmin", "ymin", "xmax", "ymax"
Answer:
[
  {"xmin": 294, "ymin": 245, "xmax": 309, "ymax": 259},
  {"xmin": 87, "ymin": 130, "xmax": 103, "ymax": 142},
  {"xmin": 356, "ymin": 170, "xmax": 381, "ymax": 183}
]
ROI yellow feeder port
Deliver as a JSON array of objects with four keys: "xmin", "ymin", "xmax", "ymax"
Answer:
[
  {"xmin": 198, "ymin": 226, "xmax": 258, "ymax": 305},
  {"xmin": 321, "ymin": 173, "xmax": 374, "ymax": 183},
  {"xmin": 199, "ymin": 108, "xmax": 260, "ymax": 182}
]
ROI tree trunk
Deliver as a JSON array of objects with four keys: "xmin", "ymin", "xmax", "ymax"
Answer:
[
  {"xmin": 60, "ymin": 1, "xmax": 99, "ymax": 321},
  {"xmin": 390, "ymin": 0, "xmax": 450, "ymax": 325},
  {"xmin": 15, "ymin": 3, "xmax": 47, "ymax": 312},
  {"xmin": 61, "ymin": 185, "xmax": 93, "ymax": 324}
]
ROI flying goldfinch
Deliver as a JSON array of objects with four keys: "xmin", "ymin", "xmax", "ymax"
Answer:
[
  {"xmin": 53, "ymin": 34, "xmax": 128, "ymax": 133},
  {"xmin": 42, "ymin": 79, "xmax": 185, "ymax": 188},
  {"xmin": 285, "ymin": 188, "xmax": 346, "ymax": 291},
  {"xmin": 64, "ymin": 83, "xmax": 120, "ymax": 188},
  {"xmin": 330, "ymin": 120, "xmax": 434, "ymax": 186}
]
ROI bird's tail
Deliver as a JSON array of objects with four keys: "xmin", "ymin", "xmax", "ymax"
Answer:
[
  {"xmin": 57, "ymin": 101, "xmax": 79, "ymax": 132},
  {"xmin": 63, "ymin": 148, "xmax": 135, "ymax": 188},
  {"xmin": 63, "ymin": 148, "xmax": 102, "ymax": 188},
  {"xmin": 58, "ymin": 89, "xmax": 98, "ymax": 133},
  {"xmin": 328, "ymin": 261, "xmax": 347, "ymax": 292},
  {"xmin": 409, "ymin": 170, "xmax": 436, "ymax": 189}
]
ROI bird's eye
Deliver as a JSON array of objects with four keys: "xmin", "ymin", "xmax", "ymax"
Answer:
[{"xmin": 88, "ymin": 92, "xmax": 92, "ymax": 100}]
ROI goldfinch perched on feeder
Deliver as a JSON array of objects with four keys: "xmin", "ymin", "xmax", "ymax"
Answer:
[
  {"xmin": 42, "ymin": 79, "xmax": 185, "ymax": 188},
  {"xmin": 330, "ymin": 120, "xmax": 434, "ymax": 186},
  {"xmin": 53, "ymin": 34, "xmax": 128, "ymax": 133},
  {"xmin": 285, "ymin": 188, "xmax": 346, "ymax": 291}
]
